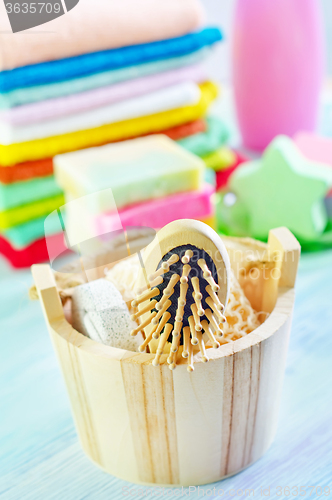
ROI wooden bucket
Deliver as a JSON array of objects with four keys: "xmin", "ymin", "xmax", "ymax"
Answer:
[{"xmin": 32, "ymin": 227, "xmax": 300, "ymax": 487}]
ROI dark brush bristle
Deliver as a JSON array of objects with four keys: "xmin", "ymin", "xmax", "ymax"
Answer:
[{"xmin": 151, "ymin": 244, "xmax": 219, "ymax": 343}]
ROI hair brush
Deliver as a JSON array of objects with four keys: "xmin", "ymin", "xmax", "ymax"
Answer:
[{"xmin": 130, "ymin": 219, "xmax": 230, "ymax": 371}]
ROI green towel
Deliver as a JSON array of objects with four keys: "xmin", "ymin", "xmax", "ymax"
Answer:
[
  {"xmin": 0, "ymin": 193, "xmax": 64, "ymax": 230},
  {"xmin": 2, "ymin": 211, "xmax": 61, "ymax": 248},
  {"xmin": 177, "ymin": 116, "xmax": 230, "ymax": 158},
  {"xmin": 0, "ymin": 176, "xmax": 62, "ymax": 211}
]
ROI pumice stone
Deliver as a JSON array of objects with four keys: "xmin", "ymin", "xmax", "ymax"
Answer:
[{"xmin": 71, "ymin": 278, "xmax": 140, "ymax": 351}]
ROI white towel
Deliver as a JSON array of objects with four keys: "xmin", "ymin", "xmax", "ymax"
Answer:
[{"xmin": 0, "ymin": 81, "xmax": 201, "ymax": 144}]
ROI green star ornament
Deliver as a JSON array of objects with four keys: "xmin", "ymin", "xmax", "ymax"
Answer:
[{"xmin": 229, "ymin": 136, "xmax": 332, "ymax": 241}]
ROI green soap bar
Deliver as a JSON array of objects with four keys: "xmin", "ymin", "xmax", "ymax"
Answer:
[
  {"xmin": 54, "ymin": 135, "xmax": 204, "ymax": 214},
  {"xmin": 2, "ymin": 211, "xmax": 62, "ymax": 248},
  {"xmin": 229, "ymin": 135, "xmax": 332, "ymax": 241},
  {"xmin": 178, "ymin": 116, "xmax": 230, "ymax": 157},
  {"xmin": 0, "ymin": 193, "xmax": 64, "ymax": 230},
  {"xmin": 0, "ymin": 175, "xmax": 62, "ymax": 211}
]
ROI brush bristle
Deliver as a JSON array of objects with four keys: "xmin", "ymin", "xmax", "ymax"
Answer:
[{"xmin": 133, "ymin": 245, "xmax": 226, "ymax": 370}]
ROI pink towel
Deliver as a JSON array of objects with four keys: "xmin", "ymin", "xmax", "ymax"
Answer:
[
  {"xmin": 0, "ymin": 0, "xmax": 204, "ymax": 70},
  {"xmin": 0, "ymin": 65, "xmax": 207, "ymax": 126}
]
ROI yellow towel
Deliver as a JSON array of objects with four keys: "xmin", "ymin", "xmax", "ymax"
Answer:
[
  {"xmin": 0, "ymin": 82, "xmax": 218, "ymax": 167},
  {"xmin": 0, "ymin": 194, "xmax": 64, "ymax": 230}
]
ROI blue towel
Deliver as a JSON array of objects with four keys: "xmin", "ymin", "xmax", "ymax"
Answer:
[
  {"xmin": 0, "ymin": 50, "xmax": 208, "ymax": 109},
  {"xmin": 0, "ymin": 28, "xmax": 222, "ymax": 93}
]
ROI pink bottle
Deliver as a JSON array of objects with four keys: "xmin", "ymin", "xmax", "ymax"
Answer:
[{"xmin": 233, "ymin": 0, "xmax": 324, "ymax": 151}]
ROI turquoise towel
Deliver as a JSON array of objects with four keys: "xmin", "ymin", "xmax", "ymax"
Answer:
[
  {"xmin": 0, "ymin": 28, "xmax": 222, "ymax": 93},
  {"xmin": 2, "ymin": 211, "xmax": 61, "ymax": 248},
  {"xmin": 0, "ymin": 50, "xmax": 208, "ymax": 109},
  {"xmin": 0, "ymin": 176, "xmax": 62, "ymax": 211},
  {"xmin": 178, "ymin": 116, "xmax": 230, "ymax": 157}
]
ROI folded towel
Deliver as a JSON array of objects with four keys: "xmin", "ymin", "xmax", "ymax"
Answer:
[
  {"xmin": 0, "ymin": 82, "xmax": 201, "ymax": 144},
  {"xmin": 0, "ymin": 232, "xmax": 65, "ymax": 268},
  {"xmin": 0, "ymin": 28, "xmax": 221, "ymax": 92},
  {"xmin": 0, "ymin": 176, "xmax": 62, "ymax": 210},
  {"xmin": 162, "ymin": 120, "xmax": 206, "ymax": 141},
  {"xmin": 0, "ymin": 65, "xmax": 206, "ymax": 126},
  {"xmin": 0, "ymin": 81, "xmax": 217, "ymax": 166},
  {"xmin": 54, "ymin": 135, "xmax": 205, "ymax": 214},
  {"xmin": 0, "ymin": 158, "xmax": 53, "ymax": 184},
  {"xmin": 0, "ymin": 120, "xmax": 206, "ymax": 184},
  {"xmin": 96, "ymin": 184, "xmax": 214, "ymax": 233},
  {"xmin": 178, "ymin": 116, "xmax": 230, "ymax": 157},
  {"xmin": 0, "ymin": 49, "xmax": 208, "ymax": 109},
  {"xmin": 0, "ymin": 193, "xmax": 64, "ymax": 229},
  {"xmin": 3, "ymin": 211, "xmax": 60, "ymax": 248},
  {"xmin": 0, "ymin": 0, "xmax": 204, "ymax": 70},
  {"xmin": 202, "ymin": 147, "xmax": 237, "ymax": 171}
]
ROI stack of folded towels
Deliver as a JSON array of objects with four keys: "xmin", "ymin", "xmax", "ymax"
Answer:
[{"xmin": 0, "ymin": 0, "xmax": 227, "ymax": 268}]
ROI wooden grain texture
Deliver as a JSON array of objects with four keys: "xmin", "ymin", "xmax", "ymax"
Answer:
[
  {"xmin": 30, "ymin": 227, "xmax": 300, "ymax": 486},
  {"xmin": 226, "ymin": 349, "xmax": 253, "ymax": 474},
  {"xmin": 173, "ymin": 358, "xmax": 225, "ymax": 485},
  {"xmin": 2, "ymin": 233, "xmax": 332, "ymax": 499}
]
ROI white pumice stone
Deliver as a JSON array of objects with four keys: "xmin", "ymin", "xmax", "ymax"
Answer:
[{"xmin": 71, "ymin": 278, "xmax": 140, "ymax": 351}]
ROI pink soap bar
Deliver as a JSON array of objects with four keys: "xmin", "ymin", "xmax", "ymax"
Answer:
[
  {"xmin": 295, "ymin": 132, "xmax": 332, "ymax": 166},
  {"xmin": 96, "ymin": 184, "xmax": 214, "ymax": 233}
]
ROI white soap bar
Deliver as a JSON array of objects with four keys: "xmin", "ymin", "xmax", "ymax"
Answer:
[{"xmin": 71, "ymin": 278, "xmax": 140, "ymax": 351}]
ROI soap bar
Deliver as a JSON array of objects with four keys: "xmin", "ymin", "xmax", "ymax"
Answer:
[
  {"xmin": 71, "ymin": 279, "xmax": 140, "ymax": 351},
  {"xmin": 0, "ymin": 176, "xmax": 62, "ymax": 210},
  {"xmin": 96, "ymin": 183, "xmax": 214, "ymax": 232},
  {"xmin": 229, "ymin": 135, "xmax": 332, "ymax": 240},
  {"xmin": 54, "ymin": 135, "xmax": 204, "ymax": 214}
]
